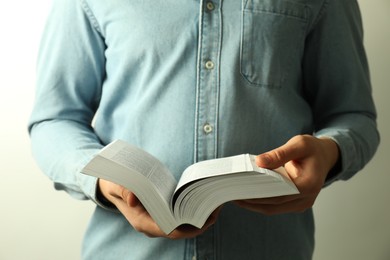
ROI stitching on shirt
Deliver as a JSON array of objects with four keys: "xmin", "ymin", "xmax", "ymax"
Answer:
[
  {"xmin": 80, "ymin": 0, "xmax": 103, "ymax": 35},
  {"xmin": 214, "ymin": 0, "xmax": 223, "ymax": 159},
  {"xmin": 243, "ymin": 0, "xmax": 308, "ymax": 21},
  {"xmin": 309, "ymin": 0, "xmax": 330, "ymax": 32},
  {"xmin": 244, "ymin": 8, "xmax": 307, "ymax": 21},
  {"xmin": 193, "ymin": 1, "xmax": 205, "ymax": 163}
]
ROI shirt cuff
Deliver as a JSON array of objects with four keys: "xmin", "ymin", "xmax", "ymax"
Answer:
[
  {"xmin": 314, "ymin": 130, "xmax": 354, "ymax": 187},
  {"xmin": 76, "ymin": 154, "xmax": 119, "ymax": 212}
]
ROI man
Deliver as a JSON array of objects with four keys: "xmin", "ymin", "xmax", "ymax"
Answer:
[{"xmin": 29, "ymin": 0, "xmax": 379, "ymax": 259}]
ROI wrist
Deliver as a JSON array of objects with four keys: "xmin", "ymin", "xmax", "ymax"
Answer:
[
  {"xmin": 96, "ymin": 179, "xmax": 116, "ymax": 209},
  {"xmin": 318, "ymin": 137, "xmax": 341, "ymax": 178}
]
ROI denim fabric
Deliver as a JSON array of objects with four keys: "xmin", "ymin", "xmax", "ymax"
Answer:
[{"xmin": 29, "ymin": 0, "xmax": 379, "ymax": 259}]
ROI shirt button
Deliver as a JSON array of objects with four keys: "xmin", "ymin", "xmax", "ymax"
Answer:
[
  {"xmin": 206, "ymin": 2, "xmax": 215, "ymax": 11},
  {"xmin": 203, "ymin": 123, "xmax": 213, "ymax": 134},
  {"xmin": 205, "ymin": 60, "xmax": 214, "ymax": 70}
]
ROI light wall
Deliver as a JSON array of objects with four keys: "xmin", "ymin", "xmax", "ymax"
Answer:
[
  {"xmin": 0, "ymin": 1, "xmax": 388, "ymax": 260},
  {"xmin": 313, "ymin": 1, "xmax": 390, "ymax": 259},
  {"xmin": 0, "ymin": 2, "xmax": 95, "ymax": 259}
]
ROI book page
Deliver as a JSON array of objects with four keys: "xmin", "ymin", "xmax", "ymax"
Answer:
[
  {"xmin": 101, "ymin": 140, "xmax": 177, "ymax": 203},
  {"xmin": 175, "ymin": 154, "xmax": 250, "ymax": 193}
]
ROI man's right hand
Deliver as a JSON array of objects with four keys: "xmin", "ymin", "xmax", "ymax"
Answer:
[{"xmin": 98, "ymin": 179, "xmax": 220, "ymax": 239}]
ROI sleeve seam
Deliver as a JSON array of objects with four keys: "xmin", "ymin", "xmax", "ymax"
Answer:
[{"xmin": 80, "ymin": 0, "xmax": 103, "ymax": 35}]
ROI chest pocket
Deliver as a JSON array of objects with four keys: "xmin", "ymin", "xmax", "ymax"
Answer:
[{"xmin": 240, "ymin": 0, "xmax": 308, "ymax": 88}]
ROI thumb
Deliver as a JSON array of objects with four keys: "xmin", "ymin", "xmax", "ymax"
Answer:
[
  {"xmin": 256, "ymin": 152, "xmax": 287, "ymax": 169},
  {"xmin": 121, "ymin": 188, "xmax": 140, "ymax": 207},
  {"xmin": 256, "ymin": 140, "xmax": 302, "ymax": 169}
]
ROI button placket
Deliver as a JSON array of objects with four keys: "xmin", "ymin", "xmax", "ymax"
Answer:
[{"xmin": 194, "ymin": 0, "xmax": 221, "ymax": 163}]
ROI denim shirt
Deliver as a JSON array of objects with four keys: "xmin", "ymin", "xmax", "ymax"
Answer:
[{"xmin": 29, "ymin": 0, "xmax": 379, "ymax": 259}]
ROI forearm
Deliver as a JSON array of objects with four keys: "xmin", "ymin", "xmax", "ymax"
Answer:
[{"xmin": 29, "ymin": 119, "xmax": 103, "ymax": 201}]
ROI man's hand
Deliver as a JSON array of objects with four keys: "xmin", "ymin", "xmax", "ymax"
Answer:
[
  {"xmin": 235, "ymin": 135, "xmax": 340, "ymax": 215},
  {"xmin": 98, "ymin": 179, "xmax": 220, "ymax": 239}
]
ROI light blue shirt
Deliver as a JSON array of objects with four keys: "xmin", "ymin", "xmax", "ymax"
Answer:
[{"xmin": 29, "ymin": 0, "xmax": 379, "ymax": 259}]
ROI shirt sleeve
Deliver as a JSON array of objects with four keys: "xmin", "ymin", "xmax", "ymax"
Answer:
[
  {"xmin": 28, "ymin": 0, "xmax": 107, "ymax": 205},
  {"xmin": 303, "ymin": 0, "xmax": 380, "ymax": 185}
]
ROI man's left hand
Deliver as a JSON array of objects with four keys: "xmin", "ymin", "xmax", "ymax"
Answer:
[{"xmin": 235, "ymin": 135, "xmax": 340, "ymax": 215}]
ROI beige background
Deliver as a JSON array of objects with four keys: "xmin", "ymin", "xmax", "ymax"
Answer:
[{"xmin": 0, "ymin": 1, "xmax": 388, "ymax": 259}]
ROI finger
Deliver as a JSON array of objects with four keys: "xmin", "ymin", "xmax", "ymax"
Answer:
[
  {"xmin": 119, "ymin": 187, "xmax": 139, "ymax": 207},
  {"xmin": 109, "ymin": 186, "xmax": 203, "ymax": 238},
  {"xmin": 117, "ymin": 197, "xmax": 208, "ymax": 239},
  {"xmin": 256, "ymin": 135, "xmax": 312, "ymax": 169},
  {"xmin": 167, "ymin": 225, "xmax": 207, "ymax": 239},
  {"xmin": 115, "ymin": 197, "xmax": 167, "ymax": 237},
  {"xmin": 167, "ymin": 206, "xmax": 223, "ymax": 239},
  {"xmin": 116, "ymin": 191, "xmax": 221, "ymax": 239},
  {"xmin": 202, "ymin": 205, "xmax": 222, "ymax": 227},
  {"xmin": 235, "ymin": 197, "xmax": 314, "ymax": 215},
  {"xmin": 168, "ymin": 219, "xmax": 215, "ymax": 239},
  {"xmin": 236, "ymin": 194, "xmax": 301, "ymax": 206}
]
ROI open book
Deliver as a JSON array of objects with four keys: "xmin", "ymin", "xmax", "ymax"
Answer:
[{"xmin": 81, "ymin": 140, "xmax": 299, "ymax": 234}]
